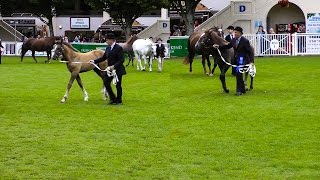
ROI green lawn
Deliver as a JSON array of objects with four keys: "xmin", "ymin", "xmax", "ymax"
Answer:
[{"xmin": 0, "ymin": 56, "xmax": 319, "ymax": 179}]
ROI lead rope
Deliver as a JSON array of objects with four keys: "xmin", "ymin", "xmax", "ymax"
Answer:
[
  {"xmin": 60, "ymin": 60, "xmax": 119, "ymax": 85},
  {"xmin": 214, "ymin": 47, "xmax": 256, "ymax": 77}
]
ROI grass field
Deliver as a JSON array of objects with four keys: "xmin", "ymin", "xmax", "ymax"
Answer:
[{"xmin": 0, "ymin": 55, "xmax": 319, "ymax": 179}]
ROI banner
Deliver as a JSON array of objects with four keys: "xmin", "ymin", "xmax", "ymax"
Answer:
[
  {"xmin": 71, "ymin": 43, "xmax": 107, "ymax": 52},
  {"xmin": 306, "ymin": 13, "xmax": 320, "ymax": 33},
  {"xmin": 169, "ymin": 36, "xmax": 189, "ymax": 57}
]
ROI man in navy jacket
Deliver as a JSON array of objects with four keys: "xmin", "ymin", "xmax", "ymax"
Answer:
[{"xmin": 90, "ymin": 33, "xmax": 126, "ymax": 105}]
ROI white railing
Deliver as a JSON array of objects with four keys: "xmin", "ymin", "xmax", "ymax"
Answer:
[
  {"xmin": 3, "ymin": 33, "xmax": 320, "ymax": 57},
  {"xmin": 243, "ymin": 34, "xmax": 291, "ymax": 56},
  {"xmin": 0, "ymin": 20, "xmax": 23, "ymax": 41}
]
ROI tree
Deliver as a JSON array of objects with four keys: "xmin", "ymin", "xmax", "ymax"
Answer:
[
  {"xmin": 170, "ymin": 0, "xmax": 201, "ymax": 35},
  {"xmin": 0, "ymin": 0, "xmax": 93, "ymax": 36},
  {"xmin": 85, "ymin": 0, "xmax": 170, "ymax": 39},
  {"xmin": 0, "ymin": 0, "xmax": 66, "ymax": 36}
]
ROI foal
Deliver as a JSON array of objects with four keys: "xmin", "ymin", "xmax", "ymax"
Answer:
[{"xmin": 52, "ymin": 42, "xmax": 108, "ymax": 103}]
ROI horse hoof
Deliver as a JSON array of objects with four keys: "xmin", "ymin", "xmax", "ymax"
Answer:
[
  {"xmin": 61, "ymin": 99, "xmax": 66, "ymax": 103},
  {"xmin": 209, "ymin": 73, "xmax": 214, "ymax": 77},
  {"xmin": 224, "ymin": 89, "xmax": 230, "ymax": 93}
]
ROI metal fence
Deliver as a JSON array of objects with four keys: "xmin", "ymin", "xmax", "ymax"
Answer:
[{"xmin": 2, "ymin": 33, "xmax": 320, "ymax": 57}]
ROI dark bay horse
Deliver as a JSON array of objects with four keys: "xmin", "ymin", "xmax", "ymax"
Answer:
[
  {"xmin": 196, "ymin": 29, "xmax": 235, "ymax": 93},
  {"xmin": 117, "ymin": 34, "xmax": 138, "ymax": 67},
  {"xmin": 52, "ymin": 41, "xmax": 108, "ymax": 103},
  {"xmin": 197, "ymin": 29, "xmax": 255, "ymax": 93},
  {"xmin": 183, "ymin": 27, "xmax": 224, "ymax": 76},
  {"xmin": 21, "ymin": 36, "xmax": 61, "ymax": 63}
]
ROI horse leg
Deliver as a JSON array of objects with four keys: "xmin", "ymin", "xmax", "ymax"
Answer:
[
  {"xmin": 46, "ymin": 50, "xmax": 51, "ymax": 63},
  {"xmin": 93, "ymin": 68, "xmax": 108, "ymax": 100},
  {"xmin": 61, "ymin": 72, "xmax": 77, "ymax": 103},
  {"xmin": 130, "ymin": 52, "xmax": 134, "ymax": 67},
  {"xmin": 206, "ymin": 55, "xmax": 212, "ymax": 76},
  {"xmin": 149, "ymin": 56, "xmax": 153, "ymax": 72},
  {"xmin": 20, "ymin": 48, "xmax": 27, "ymax": 63},
  {"xmin": 75, "ymin": 75, "xmax": 89, "ymax": 101},
  {"xmin": 189, "ymin": 53, "xmax": 194, "ymax": 73},
  {"xmin": 127, "ymin": 51, "xmax": 134, "ymax": 67},
  {"xmin": 142, "ymin": 55, "xmax": 147, "ymax": 71},
  {"xmin": 201, "ymin": 55, "xmax": 208, "ymax": 75},
  {"xmin": 31, "ymin": 50, "xmax": 38, "ymax": 63},
  {"xmin": 244, "ymin": 72, "xmax": 248, "ymax": 91},
  {"xmin": 136, "ymin": 53, "xmax": 142, "ymax": 70},
  {"xmin": 211, "ymin": 57, "xmax": 218, "ymax": 76},
  {"xmin": 250, "ymin": 76, "xmax": 254, "ymax": 90},
  {"xmin": 219, "ymin": 64, "xmax": 230, "ymax": 93}
]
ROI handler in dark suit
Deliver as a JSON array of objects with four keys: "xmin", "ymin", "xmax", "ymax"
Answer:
[
  {"xmin": 0, "ymin": 39, "xmax": 4, "ymax": 64},
  {"xmin": 155, "ymin": 38, "xmax": 166, "ymax": 72},
  {"xmin": 90, "ymin": 33, "xmax": 126, "ymax": 105},
  {"xmin": 231, "ymin": 26, "xmax": 254, "ymax": 96},
  {"xmin": 225, "ymin": 26, "xmax": 236, "ymax": 76}
]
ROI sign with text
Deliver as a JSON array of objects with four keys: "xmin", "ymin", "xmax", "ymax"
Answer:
[
  {"xmin": 70, "ymin": 17, "xmax": 90, "ymax": 29},
  {"xmin": 306, "ymin": 13, "xmax": 320, "ymax": 33}
]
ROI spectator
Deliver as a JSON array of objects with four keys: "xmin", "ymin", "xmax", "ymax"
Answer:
[
  {"xmin": 297, "ymin": 24, "xmax": 306, "ymax": 53},
  {"xmin": 63, "ymin": 36, "xmax": 69, "ymax": 43},
  {"xmin": 194, "ymin": 20, "xmax": 200, "ymax": 29},
  {"xmin": 172, "ymin": 25, "xmax": 182, "ymax": 36},
  {"xmin": 256, "ymin": 25, "xmax": 266, "ymax": 56},
  {"xmin": 269, "ymin": 28, "xmax": 275, "ymax": 34},
  {"xmin": 225, "ymin": 26, "xmax": 236, "ymax": 76}
]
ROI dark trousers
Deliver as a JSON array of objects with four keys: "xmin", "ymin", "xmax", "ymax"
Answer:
[
  {"xmin": 231, "ymin": 67, "xmax": 236, "ymax": 75},
  {"xmin": 0, "ymin": 54, "xmax": 2, "ymax": 64},
  {"xmin": 236, "ymin": 72, "xmax": 245, "ymax": 93},
  {"xmin": 104, "ymin": 75, "xmax": 123, "ymax": 102}
]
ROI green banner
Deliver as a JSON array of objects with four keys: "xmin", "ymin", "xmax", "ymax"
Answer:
[
  {"xmin": 169, "ymin": 36, "xmax": 189, "ymax": 57},
  {"xmin": 71, "ymin": 43, "xmax": 107, "ymax": 53}
]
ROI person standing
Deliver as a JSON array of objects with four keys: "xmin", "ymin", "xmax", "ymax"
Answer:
[
  {"xmin": 89, "ymin": 33, "xmax": 126, "ymax": 105},
  {"xmin": 256, "ymin": 25, "xmax": 266, "ymax": 56},
  {"xmin": 225, "ymin": 26, "xmax": 236, "ymax": 75},
  {"xmin": 0, "ymin": 39, "xmax": 4, "ymax": 64},
  {"xmin": 155, "ymin": 38, "xmax": 166, "ymax": 72},
  {"xmin": 232, "ymin": 26, "xmax": 254, "ymax": 96}
]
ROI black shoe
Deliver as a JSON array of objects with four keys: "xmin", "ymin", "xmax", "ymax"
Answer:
[
  {"xmin": 108, "ymin": 100, "xmax": 116, "ymax": 105},
  {"xmin": 115, "ymin": 100, "xmax": 123, "ymax": 105}
]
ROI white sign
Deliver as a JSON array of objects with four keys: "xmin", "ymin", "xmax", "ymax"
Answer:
[
  {"xmin": 306, "ymin": 13, "xmax": 320, "ymax": 33},
  {"xmin": 70, "ymin": 17, "xmax": 90, "ymax": 29},
  {"xmin": 270, "ymin": 39, "xmax": 279, "ymax": 50}
]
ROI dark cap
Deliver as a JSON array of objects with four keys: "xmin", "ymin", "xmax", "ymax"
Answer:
[
  {"xmin": 106, "ymin": 33, "xmax": 116, "ymax": 39},
  {"xmin": 234, "ymin": 26, "xmax": 243, "ymax": 34},
  {"xmin": 227, "ymin": 26, "xmax": 234, "ymax": 30},
  {"xmin": 156, "ymin": 38, "xmax": 162, "ymax": 41}
]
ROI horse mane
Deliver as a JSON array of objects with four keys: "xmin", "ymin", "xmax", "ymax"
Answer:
[
  {"xmin": 205, "ymin": 28, "xmax": 228, "ymax": 46},
  {"xmin": 62, "ymin": 42, "xmax": 79, "ymax": 52}
]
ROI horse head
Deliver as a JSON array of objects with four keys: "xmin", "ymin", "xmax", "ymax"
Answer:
[
  {"xmin": 196, "ymin": 28, "xmax": 229, "ymax": 50},
  {"xmin": 52, "ymin": 41, "xmax": 63, "ymax": 60}
]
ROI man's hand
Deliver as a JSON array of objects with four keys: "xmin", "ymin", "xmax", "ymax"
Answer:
[
  {"xmin": 107, "ymin": 65, "xmax": 115, "ymax": 71},
  {"xmin": 88, "ymin": 60, "xmax": 95, "ymax": 64},
  {"xmin": 212, "ymin": 44, "xmax": 219, "ymax": 48}
]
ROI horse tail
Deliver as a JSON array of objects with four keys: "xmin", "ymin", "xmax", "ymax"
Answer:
[{"xmin": 183, "ymin": 37, "xmax": 191, "ymax": 65}]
